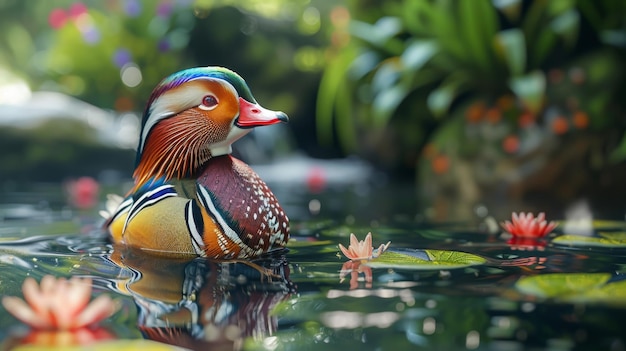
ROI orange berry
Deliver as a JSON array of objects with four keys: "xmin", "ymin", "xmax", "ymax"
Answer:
[
  {"xmin": 572, "ymin": 111, "xmax": 589, "ymax": 129},
  {"xmin": 552, "ymin": 116, "xmax": 569, "ymax": 135},
  {"xmin": 518, "ymin": 112, "xmax": 535, "ymax": 128},
  {"xmin": 465, "ymin": 102, "xmax": 485, "ymax": 123},
  {"xmin": 496, "ymin": 95, "xmax": 515, "ymax": 111},
  {"xmin": 431, "ymin": 155, "xmax": 450, "ymax": 174},
  {"xmin": 502, "ymin": 135, "xmax": 520, "ymax": 154},
  {"xmin": 486, "ymin": 107, "xmax": 501, "ymax": 124}
]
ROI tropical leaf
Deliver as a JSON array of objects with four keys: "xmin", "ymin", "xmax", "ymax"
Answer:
[
  {"xmin": 495, "ymin": 29, "xmax": 526, "ymax": 76},
  {"xmin": 371, "ymin": 59, "xmax": 402, "ymax": 95},
  {"xmin": 428, "ymin": 1, "xmax": 464, "ymax": 62},
  {"xmin": 550, "ymin": 9, "xmax": 580, "ymax": 48},
  {"xmin": 458, "ymin": 0, "xmax": 498, "ymax": 72},
  {"xmin": 427, "ymin": 72, "xmax": 469, "ymax": 117},
  {"xmin": 349, "ymin": 17, "xmax": 404, "ymax": 54},
  {"xmin": 334, "ymin": 77, "xmax": 357, "ymax": 151},
  {"xmin": 609, "ymin": 133, "xmax": 626, "ymax": 163},
  {"xmin": 492, "ymin": 0, "xmax": 522, "ymax": 22},
  {"xmin": 348, "ymin": 51, "xmax": 382, "ymax": 81},
  {"xmin": 508, "ymin": 71, "xmax": 546, "ymax": 114},
  {"xmin": 316, "ymin": 46, "xmax": 358, "ymax": 146},
  {"xmin": 427, "ymin": 84, "xmax": 456, "ymax": 117},
  {"xmin": 400, "ymin": 40, "xmax": 437, "ymax": 72},
  {"xmin": 372, "ymin": 85, "xmax": 410, "ymax": 127}
]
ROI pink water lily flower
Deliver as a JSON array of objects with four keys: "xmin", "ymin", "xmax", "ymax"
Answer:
[
  {"xmin": 2, "ymin": 275, "xmax": 119, "ymax": 330},
  {"xmin": 501, "ymin": 212, "xmax": 558, "ymax": 238},
  {"xmin": 340, "ymin": 260, "xmax": 373, "ymax": 290},
  {"xmin": 339, "ymin": 232, "xmax": 391, "ymax": 262}
]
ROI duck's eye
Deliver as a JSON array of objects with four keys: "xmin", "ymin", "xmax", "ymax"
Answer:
[{"xmin": 199, "ymin": 95, "xmax": 218, "ymax": 110}]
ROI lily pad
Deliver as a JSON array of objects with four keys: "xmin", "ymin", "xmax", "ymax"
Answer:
[
  {"xmin": 560, "ymin": 219, "xmax": 626, "ymax": 232},
  {"xmin": 365, "ymin": 249, "xmax": 486, "ymax": 270},
  {"xmin": 552, "ymin": 232, "xmax": 626, "ymax": 248},
  {"xmin": 286, "ymin": 239, "xmax": 334, "ymax": 248},
  {"xmin": 515, "ymin": 273, "xmax": 626, "ymax": 305},
  {"xmin": 592, "ymin": 220, "xmax": 626, "ymax": 230}
]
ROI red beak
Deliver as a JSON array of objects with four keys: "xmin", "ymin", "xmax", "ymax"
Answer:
[{"xmin": 235, "ymin": 97, "xmax": 288, "ymax": 129}]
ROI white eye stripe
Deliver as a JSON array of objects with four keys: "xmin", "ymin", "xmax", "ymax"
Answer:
[{"xmin": 198, "ymin": 104, "xmax": 217, "ymax": 111}]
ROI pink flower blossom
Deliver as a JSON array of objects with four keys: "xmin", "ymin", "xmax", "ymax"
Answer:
[
  {"xmin": 338, "ymin": 233, "xmax": 390, "ymax": 262},
  {"xmin": 501, "ymin": 212, "xmax": 557, "ymax": 238},
  {"xmin": 340, "ymin": 260, "xmax": 373, "ymax": 289},
  {"xmin": 2, "ymin": 275, "xmax": 119, "ymax": 331},
  {"xmin": 507, "ymin": 237, "xmax": 547, "ymax": 251},
  {"xmin": 66, "ymin": 176, "xmax": 100, "ymax": 210}
]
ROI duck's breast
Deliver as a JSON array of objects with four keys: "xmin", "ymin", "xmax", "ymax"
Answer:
[{"xmin": 197, "ymin": 155, "xmax": 290, "ymax": 255}]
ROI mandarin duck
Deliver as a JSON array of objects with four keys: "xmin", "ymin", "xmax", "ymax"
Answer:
[{"xmin": 105, "ymin": 67, "xmax": 289, "ymax": 259}]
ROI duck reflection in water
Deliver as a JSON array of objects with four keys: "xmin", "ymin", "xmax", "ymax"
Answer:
[{"xmin": 107, "ymin": 246, "xmax": 295, "ymax": 350}]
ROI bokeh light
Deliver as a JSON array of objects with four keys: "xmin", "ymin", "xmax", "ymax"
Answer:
[
  {"xmin": 157, "ymin": 1, "xmax": 174, "ymax": 18},
  {"xmin": 74, "ymin": 12, "xmax": 101, "ymax": 44},
  {"xmin": 68, "ymin": 2, "xmax": 88, "ymax": 19},
  {"xmin": 0, "ymin": 75, "xmax": 31, "ymax": 105},
  {"xmin": 60, "ymin": 75, "xmax": 87, "ymax": 95},
  {"xmin": 120, "ymin": 63, "xmax": 143, "ymax": 88},
  {"xmin": 158, "ymin": 39, "xmax": 171, "ymax": 52},
  {"xmin": 112, "ymin": 49, "xmax": 132, "ymax": 68},
  {"xmin": 298, "ymin": 7, "xmax": 321, "ymax": 35},
  {"xmin": 48, "ymin": 9, "xmax": 67, "ymax": 29},
  {"xmin": 502, "ymin": 135, "xmax": 520, "ymax": 154},
  {"xmin": 124, "ymin": 0, "xmax": 142, "ymax": 17},
  {"xmin": 293, "ymin": 46, "xmax": 323, "ymax": 71}
]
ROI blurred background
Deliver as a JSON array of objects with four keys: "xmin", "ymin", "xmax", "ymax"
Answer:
[{"xmin": 0, "ymin": 0, "xmax": 625, "ymax": 222}]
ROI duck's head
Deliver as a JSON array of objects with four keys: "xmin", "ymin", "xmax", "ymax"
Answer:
[{"xmin": 133, "ymin": 66, "xmax": 288, "ymax": 187}]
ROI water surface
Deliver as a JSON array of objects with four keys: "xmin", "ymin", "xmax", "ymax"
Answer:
[{"xmin": 1, "ymin": 184, "xmax": 625, "ymax": 351}]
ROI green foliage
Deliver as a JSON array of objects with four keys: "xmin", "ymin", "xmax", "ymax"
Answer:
[
  {"xmin": 317, "ymin": 0, "xmax": 626, "ymax": 169},
  {"xmin": 0, "ymin": 120, "xmax": 134, "ymax": 183},
  {"xmin": 45, "ymin": 2, "xmax": 190, "ymax": 109},
  {"xmin": 0, "ymin": 0, "xmax": 338, "ymax": 166}
]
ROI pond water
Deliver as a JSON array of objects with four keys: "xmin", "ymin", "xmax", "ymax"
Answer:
[{"xmin": 0, "ymin": 183, "xmax": 625, "ymax": 351}]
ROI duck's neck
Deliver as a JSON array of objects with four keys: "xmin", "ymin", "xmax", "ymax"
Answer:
[{"xmin": 133, "ymin": 114, "xmax": 223, "ymax": 189}]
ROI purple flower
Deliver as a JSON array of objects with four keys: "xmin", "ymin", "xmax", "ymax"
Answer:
[
  {"xmin": 157, "ymin": 39, "xmax": 170, "ymax": 52},
  {"xmin": 113, "ymin": 48, "xmax": 132, "ymax": 68},
  {"xmin": 82, "ymin": 27, "xmax": 101, "ymax": 44},
  {"xmin": 157, "ymin": 1, "xmax": 174, "ymax": 17},
  {"xmin": 124, "ymin": 0, "xmax": 142, "ymax": 17}
]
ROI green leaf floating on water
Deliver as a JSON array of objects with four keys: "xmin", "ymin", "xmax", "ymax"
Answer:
[
  {"xmin": 365, "ymin": 249, "xmax": 486, "ymax": 270},
  {"xmin": 286, "ymin": 239, "xmax": 334, "ymax": 248},
  {"xmin": 515, "ymin": 273, "xmax": 626, "ymax": 305},
  {"xmin": 552, "ymin": 232, "xmax": 626, "ymax": 247}
]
